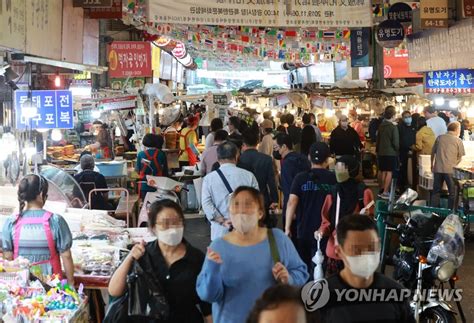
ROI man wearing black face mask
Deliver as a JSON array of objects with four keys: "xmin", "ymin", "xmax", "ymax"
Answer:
[
  {"xmin": 329, "ymin": 115, "xmax": 362, "ymax": 158},
  {"xmin": 273, "ymin": 133, "xmax": 310, "ymax": 242}
]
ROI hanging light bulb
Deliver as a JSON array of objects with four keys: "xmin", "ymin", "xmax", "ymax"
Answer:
[
  {"xmin": 449, "ymin": 99, "xmax": 459, "ymax": 109},
  {"xmin": 434, "ymin": 97, "xmax": 445, "ymax": 106},
  {"xmin": 51, "ymin": 129, "xmax": 62, "ymax": 142},
  {"xmin": 54, "ymin": 73, "xmax": 61, "ymax": 88},
  {"xmin": 91, "ymin": 110, "xmax": 102, "ymax": 119}
]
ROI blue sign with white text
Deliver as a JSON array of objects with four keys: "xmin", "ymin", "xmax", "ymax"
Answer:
[
  {"xmin": 425, "ymin": 69, "xmax": 473, "ymax": 94},
  {"xmin": 15, "ymin": 90, "xmax": 74, "ymax": 129}
]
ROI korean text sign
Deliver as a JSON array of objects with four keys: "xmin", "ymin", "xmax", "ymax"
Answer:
[
  {"xmin": 147, "ymin": 0, "xmax": 372, "ymax": 27},
  {"xmin": 420, "ymin": 0, "xmax": 448, "ymax": 28},
  {"xmin": 107, "ymin": 41, "xmax": 152, "ymax": 78},
  {"xmin": 15, "ymin": 90, "xmax": 74, "ymax": 129},
  {"xmin": 425, "ymin": 69, "xmax": 473, "ymax": 94},
  {"xmin": 350, "ymin": 27, "xmax": 370, "ymax": 67}
]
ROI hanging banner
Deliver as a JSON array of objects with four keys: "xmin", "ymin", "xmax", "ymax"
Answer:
[
  {"xmin": 425, "ymin": 69, "xmax": 473, "ymax": 94},
  {"xmin": 99, "ymin": 96, "xmax": 137, "ymax": 111},
  {"xmin": 420, "ymin": 0, "xmax": 448, "ymax": 28},
  {"xmin": 15, "ymin": 90, "xmax": 74, "ymax": 130},
  {"xmin": 383, "ymin": 46, "xmax": 422, "ymax": 78},
  {"xmin": 350, "ymin": 28, "xmax": 370, "ymax": 67},
  {"xmin": 146, "ymin": 0, "xmax": 372, "ymax": 27},
  {"xmin": 84, "ymin": 0, "xmax": 122, "ymax": 19},
  {"xmin": 107, "ymin": 41, "xmax": 152, "ymax": 78},
  {"xmin": 387, "ymin": 2, "xmax": 413, "ymax": 23},
  {"xmin": 376, "ymin": 20, "xmax": 405, "ymax": 48},
  {"xmin": 464, "ymin": 0, "xmax": 474, "ymax": 17}
]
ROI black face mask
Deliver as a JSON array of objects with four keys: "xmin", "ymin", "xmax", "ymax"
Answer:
[{"xmin": 273, "ymin": 150, "xmax": 282, "ymax": 160}]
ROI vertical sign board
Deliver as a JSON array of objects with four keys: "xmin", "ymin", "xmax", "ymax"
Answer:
[
  {"xmin": 420, "ymin": 0, "xmax": 448, "ymax": 28},
  {"xmin": 350, "ymin": 28, "xmax": 370, "ymax": 67},
  {"xmin": 107, "ymin": 41, "xmax": 152, "ymax": 78},
  {"xmin": 425, "ymin": 69, "xmax": 474, "ymax": 94},
  {"xmin": 387, "ymin": 2, "xmax": 413, "ymax": 23},
  {"xmin": 15, "ymin": 90, "xmax": 74, "ymax": 130},
  {"xmin": 463, "ymin": 0, "xmax": 474, "ymax": 17}
]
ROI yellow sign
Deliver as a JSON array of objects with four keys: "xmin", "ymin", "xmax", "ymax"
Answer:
[
  {"xmin": 420, "ymin": 0, "xmax": 449, "ymax": 28},
  {"xmin": 152, "ymin": 44, "xmax": 161, "ymax": 79}
]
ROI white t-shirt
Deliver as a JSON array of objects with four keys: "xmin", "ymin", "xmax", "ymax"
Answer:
[{"xmin": 427, "ymin": 116, "xmax": 447, "ymax": 138}]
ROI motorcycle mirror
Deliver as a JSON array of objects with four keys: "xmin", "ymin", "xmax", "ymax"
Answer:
[{"xmin": 395, "ymin": 188, "xmax": 418, "ymax": 207}]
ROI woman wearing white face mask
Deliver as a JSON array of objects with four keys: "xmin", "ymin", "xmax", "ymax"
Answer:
[
  {"xmin": 197, "ymin": 186, "xmax": 308, "ymax": 323},
  {"xmin": 108, "ymin": 200, "xmax": 212, "ymax": 323}
]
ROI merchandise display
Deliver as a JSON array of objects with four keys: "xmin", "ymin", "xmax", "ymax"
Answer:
[{"xmin": 0, "ymin": 260, "xmax": 87, "ymax": 322}]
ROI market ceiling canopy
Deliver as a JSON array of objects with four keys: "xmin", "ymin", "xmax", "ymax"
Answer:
[{"xmin": 146, "ymin": 0, "xmax": 373, "ymax": 28}]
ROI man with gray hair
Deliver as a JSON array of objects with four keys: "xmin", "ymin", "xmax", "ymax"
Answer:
[
  {"xmin": 74, "ymin": 154, "xmax": 110, "ymax": 210},
  {"xmin": 202, "ymin": 141, "xmax": 259, "ymax": 240},
  {"xmin": 329, "ymin": 114, "xmax": 362, "ymax": 158}
]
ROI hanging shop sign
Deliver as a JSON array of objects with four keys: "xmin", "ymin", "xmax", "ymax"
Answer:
[
  {"xmin": 213, "ymin": 94, "xmax": 229, "ymax": 105},
  {"xmin": 15, "ymin": 90, "xmax": 74, "ymax": 130},
  {"xmin": 99, "ymin": 96, "xmax": 137, "ymax": 111},
  {"xmin": 73, "ymin": 0, "xmax": 113, "ymax": 8},
  {"xmin": 464, "ymin": 0, "xmax": 474, "ymax": 17},
  {"xmin": 425, "ymin": 69, "xmax": 473, "ymax": 94},
  {"xmin": 84, "ymin": 0, "xmax": 122, "ymax": 19},
  {"xmin": 107, "ymin": 41, "xmax": 152, "ymax": 78},
  {"xmin": 111, "ymin": 78, "xmax": 145, "ymax": 90},
  {"xmin": 350, "ymin": 28, "xmax": 370, "ymax": 67},
  {"xmin": 171, "ymin": 41, "xmax": 187, "ymax": 59},
  {"xmin": 376, "ymin": 20, "xmax": 405, "ymax": 48},
  {"xmin": 420, "ymin": 0, "xmax": 448, "ymax": 29},
  {"xmin": 146, "ymin": 0, "xmax": 372, "ymax": 28},
  {"xmin": 387, "ymin": 2, "xmax": 413, "ymax": 23}
]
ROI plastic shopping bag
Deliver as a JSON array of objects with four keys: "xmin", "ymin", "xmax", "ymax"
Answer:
[{"xmin": 427, "ymin": 214, "xmax": 465, "ymax": 268}]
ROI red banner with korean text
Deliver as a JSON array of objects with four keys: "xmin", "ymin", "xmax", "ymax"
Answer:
[{"xmin": 107, "ymin": 41, "xmax": 152, "ymax": 78}]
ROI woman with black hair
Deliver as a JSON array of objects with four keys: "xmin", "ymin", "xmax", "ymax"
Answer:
[
  {"xmin": 2, "ymin": 174, "xmax": 74, "ymax": 284},
  {"xmin": 316, "ymin": 155, "xmax": 374, "ymax": 275},
  {"xmin": 88, "ymin": 122, "xmax": 114, "ymax": 159},
  {"xmin": 109, "ymin": 199, "xmax": 212, "ymax": 323},
  {"xmin": 136, "ymin": 134, "xmax": 169, "ymax": 199}
]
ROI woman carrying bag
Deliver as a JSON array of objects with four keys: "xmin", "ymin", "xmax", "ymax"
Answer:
[
  {"xmin": 107, "ymin": 200, "xmax": 212, "ymax": 323},
  {"xmin": 196, "ymin": 186, "xmax": 308, "ymax": 323},
  {"xmin": 316, "ymin": 155, "xmax": 375, "ymax": 275}
]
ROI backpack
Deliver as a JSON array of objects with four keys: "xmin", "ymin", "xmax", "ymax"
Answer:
[{"xmin": 329, "ymin": 182, "xmax": 367, "ymax": 233}]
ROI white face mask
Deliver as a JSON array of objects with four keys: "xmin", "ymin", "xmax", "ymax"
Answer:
[
  {"xmin": 343, "ymin": 251, "xmax": 380, "ymax": 279},
  {"xmin": 156, "ymin": 227, "xmax": 184, "ymax": 246},
  {"xmin": 230, "ymin": 213, "xmax": 259, "ymax": 234}
]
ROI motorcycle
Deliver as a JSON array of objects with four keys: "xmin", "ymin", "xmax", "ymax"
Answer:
[{"xmin": 384, "ymin": 189, "xmax": 466, "ymax": 323}]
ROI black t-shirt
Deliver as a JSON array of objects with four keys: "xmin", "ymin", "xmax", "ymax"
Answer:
[
  {"xmin": 290, "ymin": 168, "xmax": 336, "ymax": 240},
  {"xmin": 139, "ymin": 240, "xmax": 212, "ymax": 323},
  {"xmin": 321, "ymin": 272, "xmax": 415, "ymax": 323}
]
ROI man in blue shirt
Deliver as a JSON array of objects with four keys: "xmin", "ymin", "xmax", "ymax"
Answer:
[
  {"xmin": 285, "ymin": 142, "xmax": 336, "ymax": 273},
  {"xmin": 202, "ymin": 141, "xmax": 259, "ymax": 241}
]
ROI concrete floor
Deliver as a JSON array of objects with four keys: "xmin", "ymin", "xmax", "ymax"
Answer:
[{"xmin": 183, "ymin": 216, "xmax": 474, "ymax": 322}]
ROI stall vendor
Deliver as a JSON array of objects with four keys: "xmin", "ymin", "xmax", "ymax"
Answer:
[
  {"xmin": 164, "ymin": 117, "xmax": 184, "ymax": 149},
  {"xmin": 87, "ymin": 122, "xmax": 114, "ymax": 160},
  {"xmin": 2, "ymin": 174, "xmax": 75, "ymax": 285},
  {"xmin": 179, "ymin": 115, "xmax": 199, "ymax": 167},
  {"xmin": 136, "ymin": 134, "xmax": 169, "ymax": 199}
]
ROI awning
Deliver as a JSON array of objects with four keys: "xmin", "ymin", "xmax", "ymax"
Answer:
[{"xmin": 23, "ymin": 55, "xmax": 107, "ymax": 74}]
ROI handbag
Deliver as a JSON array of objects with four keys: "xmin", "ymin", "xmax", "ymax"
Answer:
[
  {"xmin": 103, "ymin": 293, "xmax": 130, "ymax": 323},
  {"xmin": 127, "ymin": 260, "xmax": 170, "ymax": 320}
]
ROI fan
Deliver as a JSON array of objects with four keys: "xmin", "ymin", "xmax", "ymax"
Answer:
[
  {"xmin": 143, "ymin": 83, "xmax": 174, "ymax": 104},
  {"xmin": 160, "ymin": 106, "xmax": 182, "ymax": 127}
]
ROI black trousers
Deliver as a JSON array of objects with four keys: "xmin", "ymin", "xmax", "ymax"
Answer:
[{"xmin": 398, "ymin": 149, "xmax": 410, "ymax": 189}]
